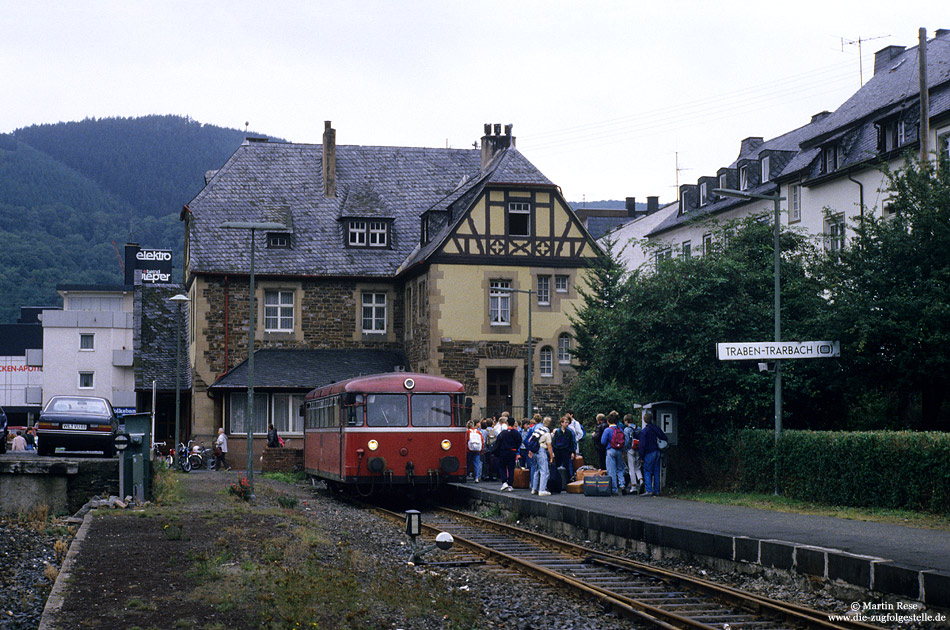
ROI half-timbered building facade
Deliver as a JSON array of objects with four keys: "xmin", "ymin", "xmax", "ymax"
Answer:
[{"xmin": 180, "ymin": 123, "xmax": 597, "ymax": 460}]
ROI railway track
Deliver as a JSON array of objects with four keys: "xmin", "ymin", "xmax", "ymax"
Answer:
[{"xmin": 375, "ymin": 504, "xmax": 880, "ymax": 630}]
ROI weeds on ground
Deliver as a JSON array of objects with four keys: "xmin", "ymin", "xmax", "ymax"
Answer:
[
  {"xmin": 276, "ymin": 492, "xmax": 298, "ymax": 510},
  {"xmin": 478, "ymin": 504, "xmax": 502, "ymax": 519},
  {"xmin": 262, "ymin": 470, "xmax": 307, "ymax": 484},
  {"xmin": 151, "ymin": 463, "xmax": 183, "ymax": 505}
]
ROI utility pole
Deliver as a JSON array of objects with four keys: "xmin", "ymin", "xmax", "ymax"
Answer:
[{"xmin": 920, "ymin": 28, "xmax": 930, "ymax": 162}]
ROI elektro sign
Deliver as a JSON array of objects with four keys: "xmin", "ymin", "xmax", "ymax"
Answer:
[
  {"xmin": 136, "ymin": 249, "xmax": 172, "ymax": 284},
  {"xmin": 716, "ymin": 341, "xmax": 840, "ymax": 361}
]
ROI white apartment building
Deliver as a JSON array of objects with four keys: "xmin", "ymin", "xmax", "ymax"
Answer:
[{"xmin": 41, "ymin": 285, "xmax": 136, "ymax": 412}]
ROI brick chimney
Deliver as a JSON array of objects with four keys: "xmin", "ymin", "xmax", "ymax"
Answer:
[
  {"xmin": 481, "ymin": 123, "xmax": 515, "ymax": 169},
  {"xmin": 874, "ymin": 45, "xmax": 906, "ymax": 75},
  {"xmin": 323, "ymin": 121, "xmax": 336, "ymax": 198},
  {"xmin": 647, "ymin": 196, "xmax": 659, "ymax": 214},
  {"xmin": 625, "ymin": 197, "xmax": 637, "ymax": 217}
]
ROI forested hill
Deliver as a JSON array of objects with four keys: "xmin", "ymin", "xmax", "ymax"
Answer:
[{"xmin": 0, "ymin": 115, "xmax": 274, "ymax": 323}]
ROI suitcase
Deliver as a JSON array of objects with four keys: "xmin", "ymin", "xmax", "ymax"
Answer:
[
  {"xmin": 583, "ymin": 475, "xmax": 612, "ymax": 497},
  {"xmin": 546, "ymin": 469, "xmax": 562, "ymax": 494},
  {"xmin": 572, "ymin": 456, "xmax": 585, "ymax": 474},
  {"xmin": 512, "ymin": 467, "xmax": 530, "ymax": 489},
  {"xmin": 566, "ymin": 480, "xmax": 584, "ymax": 494}
]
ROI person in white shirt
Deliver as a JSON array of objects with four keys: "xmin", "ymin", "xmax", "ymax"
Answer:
[{"xmin": 214, "ymin": 428, "xmax": 229, "ymax": 470}]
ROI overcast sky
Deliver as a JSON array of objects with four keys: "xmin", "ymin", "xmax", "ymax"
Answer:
[{"xmin": 2, "ymin": 2, "xmax": 942, "ymax": 203}]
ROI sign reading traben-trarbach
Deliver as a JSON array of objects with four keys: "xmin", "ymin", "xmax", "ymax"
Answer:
[{"xmin": 717, "ymin": 341, "xmax": 840, "ymax": 361}]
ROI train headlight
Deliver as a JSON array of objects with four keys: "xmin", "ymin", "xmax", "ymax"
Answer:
[
  {"xmin": 440, "ymin": 439, "xmax": 451, "ymax": 451},
  {"xmin": 368, "ymin": 439, "xmax": 379, "ymax": 451}
]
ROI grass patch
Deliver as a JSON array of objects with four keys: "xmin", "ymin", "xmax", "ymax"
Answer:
[
  {"xmin": 677, "ymin": 490, "xmax": 950, "ymax": 529},
  {"xmin": 262, "ymin": 470, "xmax": 307, "ymax": 484},
  {"xmin": 151, "ymin": 464, "xmax": 183, "ymax": 505}
]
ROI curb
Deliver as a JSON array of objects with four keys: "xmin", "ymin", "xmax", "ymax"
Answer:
[{"xmin": 38, "ymin": 510, "xmax": 95, "ymax": 630}]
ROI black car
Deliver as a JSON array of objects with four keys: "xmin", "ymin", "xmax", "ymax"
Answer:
[
  {"xmin": 0, "ymin": 406, "xmax": 7, "ymax": 454},
  {"xmin": 37, "ymin": 396, "xmax": 118, "ymax": 457}
]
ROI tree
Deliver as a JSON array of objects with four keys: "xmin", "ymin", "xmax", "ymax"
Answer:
[
  {"xmin": 569, "ymin": 235, "xmax": 628, "ymax": 374},
  {"xmin": 821, "ymin": 157, "xmax": 950, "ymax": 430}
]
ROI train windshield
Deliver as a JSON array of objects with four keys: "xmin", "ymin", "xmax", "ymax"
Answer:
[
  {"xmin": 365, "ymin": 394, "xmax": 408, "ymax": 427},
  {"xmin": 410, "ymin": 394, "xmax": 453, "ymax": 427}
]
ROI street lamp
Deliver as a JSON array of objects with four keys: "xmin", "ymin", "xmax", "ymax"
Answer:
[
  {"xmin": 168, "ymin": 293, "xmax": 190, "ymax": 465},
  {"xmin": 714, "ymin": 188, "xmax": 784, "ymax": 495},
  {"xmin": 496, "ymin": 286, "xmax": 535, "ymax": 418},
  {"xmin": 220, "ymin": 221, "xmax": 286, "ymax": 499}
]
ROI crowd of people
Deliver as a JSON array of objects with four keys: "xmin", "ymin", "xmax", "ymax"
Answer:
[{"xmin": 466, "ymin": 408, "xmax": 668, "ymax": 498}]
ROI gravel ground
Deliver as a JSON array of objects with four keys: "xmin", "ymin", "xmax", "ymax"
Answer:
[{"xmin": 2, "ymin": 474, "xmax": 941, "ymax": 629}]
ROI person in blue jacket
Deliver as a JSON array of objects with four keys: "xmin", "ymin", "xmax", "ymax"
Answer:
[
  {"xmin": 637, "ymin": 410, "xmax": 668, "ymax": 496},
  {"xmin": 600, "ymin": 411, "xmax": 625, "ymax": 495}
]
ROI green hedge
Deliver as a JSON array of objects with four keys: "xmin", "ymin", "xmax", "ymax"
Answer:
[{"xmin": 728, "ymin": 429, "xmax": 950, "ymax": 514}]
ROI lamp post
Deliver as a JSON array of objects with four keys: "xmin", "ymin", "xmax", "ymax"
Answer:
[
  {"xmin": 714, "ymin": 188, "xmax": 784, "ymax": 495},
  {"xmin": 168, "ymin": 294, "xmax": 190, "ymax": 465},
  {"xmin": 497, "ymin": 286, "xmax": 534, "ymax": 417},
  {"xmin": 220, "ymin": 221, "xmax": 286, "ymax": 499}
]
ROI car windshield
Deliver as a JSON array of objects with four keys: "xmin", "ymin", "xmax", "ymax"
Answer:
[
  {"xmin": 45, "ymin": 397, "xmax": 110, "ymax": 416},
  {"xmin": 410, "ymin": 394, "xmax": 453, "ymax": 427}
]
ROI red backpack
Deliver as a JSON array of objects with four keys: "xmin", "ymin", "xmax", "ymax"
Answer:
[{"xmin": 608, "ymin": 427, "xmax": 625, "ymax": 450}]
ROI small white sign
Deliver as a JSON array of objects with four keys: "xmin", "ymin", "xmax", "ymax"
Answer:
[{"xmin": 717, "ymin": 341, "xmax": 840, "ymax": 361}]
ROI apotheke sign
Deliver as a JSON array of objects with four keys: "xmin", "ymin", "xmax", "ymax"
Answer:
[{"xmin": 717, "ymin": 341, "xmax": 840, "ymax": 361}]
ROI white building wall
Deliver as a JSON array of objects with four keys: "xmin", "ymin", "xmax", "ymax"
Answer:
[
  {"xmin": 0, "ymin": 356, "xmax": 43, "ymax": 407},
  {"xmin": 41, "ymin": 290, "xmax": 135, "ymax": 409}
]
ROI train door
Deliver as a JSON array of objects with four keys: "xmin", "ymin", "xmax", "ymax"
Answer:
[{"xmin": 486, "ymin": 368, "xmax": 514, "ymax": 418}]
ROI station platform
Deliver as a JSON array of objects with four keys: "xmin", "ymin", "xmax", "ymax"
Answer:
[{"xmin": 451, "ymin": 481, "xmax": 950, "ymax": 609}]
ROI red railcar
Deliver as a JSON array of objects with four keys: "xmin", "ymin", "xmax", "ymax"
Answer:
[{"xmin": 303, "ymin": 372, "xmax": 469, "ymax": 492}]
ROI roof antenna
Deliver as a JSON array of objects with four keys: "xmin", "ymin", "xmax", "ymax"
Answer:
[
  {"xmin": 245, "ymin": 121, "xmax": 249, "ymax": 134},
  {"xmin": 840, "ymin": 34, "xmax": 890, "ymax": 86}
]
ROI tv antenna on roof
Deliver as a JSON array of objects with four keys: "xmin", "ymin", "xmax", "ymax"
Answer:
[{"xmin": 840, "ymin": 35, "xmax": 890, "ymax": 86}]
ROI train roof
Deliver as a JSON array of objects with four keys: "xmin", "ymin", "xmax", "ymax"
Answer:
[{"xmin": 306, "ymin": 372, "xmax": 465, "ymax": 399}]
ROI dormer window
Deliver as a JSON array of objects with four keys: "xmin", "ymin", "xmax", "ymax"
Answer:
[
  {"xmin": 876, "ymin": 118, "xmax": 915, "ymax": 153},
  {"xmin": 347, "ymin": 220, "xmax": 389, "ymax": 248},
  {"xmin": 680, "ymin": 190, "xmax": 689, "ymax": 209},
  {"xmin": 760, "ymin": 156, "xmax": 770, "ymax": 183},
  {"xmin": 719, "ymin": 173, "xmax": 728, "ymax": 190},
  {"xmin": 821, "ymin": 143, "xmax": 842, "ymax": 174},
  {"xmin": 420, "ymin": 216, "xmax": 430, "ymax": 245},
  {"xmin": 739, "ymin": 165, "xmax": 750, "ymax": 190},
  {"xmin": 267, "ymin": 233, "xmax": 290, "ymax": 249},
  {"xmin": 699, "ymin": 182, "xmax": 707, "ymax": 205},
  {"xmin": 508, "ymin": 201, "xmax": 531, "ymax": 237}
]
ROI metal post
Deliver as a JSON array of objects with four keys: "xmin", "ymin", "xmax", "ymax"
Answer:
[
  {"xmin": 169, "ymin": 294, "xmax": 190, "ymax": 467},
  {"xmin": 527, "ymin": 291, "xmax": 533, "ymax": 417},
  {"xmin": 247, "ymin": 227, "xmax": 257, "ymax": 499},
  {"xmin": 772, "ymin": 195, "xmax": 782, "ymax": 496}
]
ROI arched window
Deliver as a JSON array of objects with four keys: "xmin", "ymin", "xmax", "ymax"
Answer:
[
  {"xmin": 539, "ymin": 346, "xmax": 553, "ymax": 377},
  {"xmin": 558, "ymin": 334, "xmax": 572, "ymax": 364}
]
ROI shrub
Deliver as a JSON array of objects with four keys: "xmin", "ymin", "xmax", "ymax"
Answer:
[{"xmin": 228, "ymin": 476, "xmax": 252, "ymax": 501}]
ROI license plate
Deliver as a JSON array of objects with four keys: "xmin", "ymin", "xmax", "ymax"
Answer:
[{"xmin": 62, "ymin": 424, "xmax": 87, "ymax": 431}]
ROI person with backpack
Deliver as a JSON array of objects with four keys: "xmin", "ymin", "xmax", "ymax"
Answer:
[
  {"xmin": 496, "ymin": 420, "xmax": 522, "ymax": 492},
  {"xmin": 638, "ymin": 410, "xmax": 669, "ymax": 496},
  {"xmin": 622, "ymin": 413, "xmax": 643, "ymax": 494},
  {"xmin": 466, "ymin": 420, "xmax": 483, "ymax": 482},
  {"xmin": 600, "ymin": 411, "xmax": 625, "ymax": 495},
  {"xmin": 551, "ymin": 415, "xmax": 576, "ymax": 474},
  {"xmin": 529, "ymin": 416, "xmax": 554, "ymax": 496},
  {"xmin": 592, "ymin": 413, "xmax": 608, "ymax": 470}
]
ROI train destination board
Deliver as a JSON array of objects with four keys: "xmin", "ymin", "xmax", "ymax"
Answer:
[{"xmin": 717, "ymin": 341, "xmax": 840, "ymax": 361}]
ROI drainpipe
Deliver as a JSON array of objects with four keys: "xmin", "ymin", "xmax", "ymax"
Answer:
[
  {"xmin": 847, "ymin": 170, "xmax": 865, "ymax": 221},
  {"xmin": 223, "ymin": 274, "xmax": 230, "ymax": 376}
]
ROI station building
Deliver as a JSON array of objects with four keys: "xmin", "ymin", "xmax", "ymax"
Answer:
[{"xmin": 179, "ymin": 123, "xmax": 598, "ymax": 460}]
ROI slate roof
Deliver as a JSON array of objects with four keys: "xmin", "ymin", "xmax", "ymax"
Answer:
[
  {"xmin": 186, "ymin": 139, "xmax": 553, "ymax": 279},
  {"xmin": 134, "ymin": 283, "xmax": 191, "ymax": 391},
  {"xmin": 586, "ymin": 216, "xmax": 633, "ymax": 240},
  {"xmin": 208, "ymin": 348, "xmax": 409, "ymax": 390}
]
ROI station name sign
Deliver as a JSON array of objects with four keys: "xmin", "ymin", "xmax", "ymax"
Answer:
[{"xmin": 717, "ymin": 341, "xmax": 840, "ymax": 361}]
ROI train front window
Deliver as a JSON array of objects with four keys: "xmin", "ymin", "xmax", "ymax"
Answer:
[
  {"xmin": 410, "ymin": 394, "xmax": 452, "ymax": 427},
  {"xmin": 365, "ymin": 394, "xmax": 408, "ymax": 427}
]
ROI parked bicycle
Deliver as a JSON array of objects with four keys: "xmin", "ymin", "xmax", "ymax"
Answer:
[
  {"xmin": 187, "ymin": 440, "xmax": 218, "ymax": 471},
  {"xmin": 151, "ymin": 441, "xmax": 173, "ymax": 466}
]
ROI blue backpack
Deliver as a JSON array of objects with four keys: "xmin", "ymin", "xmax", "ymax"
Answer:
[{"xmin": 525, "ymin": 429, "xmax": 541, "ymax": 454}]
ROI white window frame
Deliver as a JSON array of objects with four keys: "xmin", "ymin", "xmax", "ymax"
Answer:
[
  {"xmin": 554, "ymin": 275, "xmax": 568, "ymax": 293},
  {"xmin": 537, "ymin": 275, "xmax": 550, "ymax": 305},
  {"xmin": 825, "ymin": 214, "xmax": 846, "ymax": 253},
  {"xmin": 508, "ymin": 201, "xmax": 531, "ymax": 237},
  {"xmin": 229, "ymin": 391, "xmax": 269, "ymax": 435},
  {"xmin": 739, "ymin": 166, "xmax": 749, "ymax": 190},
  {"xmin": 264, "ymin": 290, "xmax": 294, "ymax": 332},
  {"xmin": 703, "ymin": 233, "xmax": 713, "ymax": 256},
  {"xmin": 272, "ymin": 393, "xmax": 305, "ymax": 434},
  {"xmin": 539, "ymin": 346, "xmax": 553, "ymax": 377},
  {"xmin": 348, "ymin": 221, "xmax": 367, "ymax": 246},
  {"xmin": 682, "ymin": 241, "xmax": 691, "ymax": 259},
  {"xmin": 789, "ymin": 184, "xmax": 801, "ymax": 223},
  {"xmin": 78, "ymin": 371, "xmax": 95, "ymax": 389},
  {"xmin": 267, "ymin": 233, "xmax": 290, "ymax": 248},
  {"xmin": 761, "ymin": 156, "xmax": 770, "ymax": 183},
  {"xmin": 557, "ymin": 333, "xmax": 571, "ymax": 364},
  {"xmin": 719, "ymin": 173, "xmax": 728, "ymax": 190},
  {"xmin": 699, "ymin": 182, "xmax": 707, "ymax": 205},
  {"xmin": 368, "ymin": 221, "xmax": 388, "ymax": 247},
  {"xmin": 361, "ymin": 292, "xmax": 387, "ymax": 333},
  {"xmin": 489, "ymin": 280, "xmax": 511, "ymax": 326},
  {"xmin": 79, "ymin": 333, "xmax": 95, "ymax": 351}
]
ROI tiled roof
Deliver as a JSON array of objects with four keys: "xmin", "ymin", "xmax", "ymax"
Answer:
[
  {"xmin": 186, "ymin": 140, "xmax": 553, "ymax": 278},
  {"xmin": 134, "ymin": 283, "xmax": 191, "ymax": 391},
  {"xmin": 208, "ymin": 348, "xmax": 409, "ymax": 390}
]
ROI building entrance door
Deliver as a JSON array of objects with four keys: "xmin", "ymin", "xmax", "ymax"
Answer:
[{"xmin": 485, "ymin": 368, "xmax": 514, "ymax": 419}]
